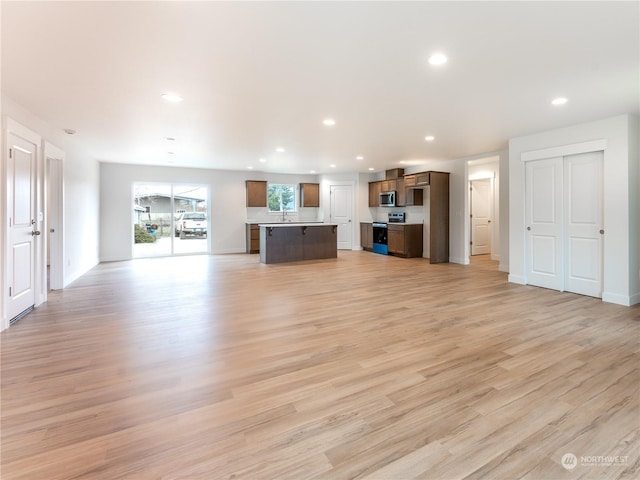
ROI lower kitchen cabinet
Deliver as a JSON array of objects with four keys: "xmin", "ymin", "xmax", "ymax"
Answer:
[
  {"xmin": 246, "ymin": 223, "xmax": 260, "ymax": 253},
  {"xmin": 360, "ymin": 222, "xmax": 373, "ymax": 251},
  {"xmin": 388, "ymin": 224, "xmax": 423, "ymax": 258}
]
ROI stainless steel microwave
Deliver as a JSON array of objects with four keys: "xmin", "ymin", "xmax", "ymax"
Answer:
[{"xmin": 379, "ymin": 191, "xmax": 396, "ymax": 207}]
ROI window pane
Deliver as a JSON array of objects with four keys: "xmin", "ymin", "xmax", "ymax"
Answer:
[
  {"xmin": 268, "ymin": 184, "xmax": 296, "ymax": 212},
  {"xmin": 133, "ymin": 184, "xmax": 172, "ymax": 258}
]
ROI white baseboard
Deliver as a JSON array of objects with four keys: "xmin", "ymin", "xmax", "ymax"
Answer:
[
  {"xmin": 499, "ymin": 262, "xmax": 509, "ymax": 273},
  {"xmin": 491, "ymin": 253, "xmax": 500, "ymax": 261},
  {"xmin": 602, "ymin": 291, "xmax": 636, "ymax": 307},
  {"xmin": 508, "ymin": 274, "xmax": 526, "ymax": 285},
  {"xmin": 449, "ymin": 256, "xmax": 469, "ymax": 265}
]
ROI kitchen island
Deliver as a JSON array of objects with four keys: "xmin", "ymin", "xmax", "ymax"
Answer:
[{"xmin": 259, "ymin": 223, "xmax": 337, "ymax": 264}]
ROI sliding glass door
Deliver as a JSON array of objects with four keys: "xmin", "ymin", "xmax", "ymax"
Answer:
[{"xmin": 133, "ymin": 183, "xmax": 208, "ymax": 258}]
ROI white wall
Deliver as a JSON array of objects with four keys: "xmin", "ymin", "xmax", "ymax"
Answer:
[
  {"xmin": 508, "ymin": 114, "xmax": 639, "ymax": 306},
  {"xmin": 100, "ymin": 163, "xmax": 321, "ymax": 261},
  {"xmin": 628, "ymin": 114, "xmax": 640, "ymax": 304},
  {"xmin": 1, "ymin": 96, "xmax": 100, "ymax": 285}
]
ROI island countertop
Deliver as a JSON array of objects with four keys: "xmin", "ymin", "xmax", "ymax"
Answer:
[{"xmin": 258, "ymin": 222, "xmax": 336, "ymax": 228}]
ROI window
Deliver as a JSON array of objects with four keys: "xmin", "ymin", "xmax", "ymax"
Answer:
[{"xmin": 268, "ymin": 184, "xmax": 296, "ymax": 212}]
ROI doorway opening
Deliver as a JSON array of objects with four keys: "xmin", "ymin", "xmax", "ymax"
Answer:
[
  {"xmin": 133, "ymin": 183, "xmax": 209, "ymax": 258},
  {"xmin": 467, "ymin": 156, "xmax": 499, "ymax": 268}
]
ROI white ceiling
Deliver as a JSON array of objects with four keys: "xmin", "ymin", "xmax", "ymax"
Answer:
[{"xmin": 2, "ymin": 1, "xmax": 638, "ymax": 174}]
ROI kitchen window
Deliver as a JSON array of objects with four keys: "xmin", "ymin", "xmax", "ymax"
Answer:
[{"xmin": 268, "ymin": 183, "xmax": 296, "ymax": 213}]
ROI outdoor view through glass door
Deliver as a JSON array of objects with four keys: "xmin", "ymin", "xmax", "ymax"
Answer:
[{"xmin": 133, "ymin": 183, "xmax": 208, "ymax": 258}]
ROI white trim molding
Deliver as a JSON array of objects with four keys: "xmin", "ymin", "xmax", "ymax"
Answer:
[{"xmin": 521, "ymin": 139, "xmax": 608, "ymax": 162}]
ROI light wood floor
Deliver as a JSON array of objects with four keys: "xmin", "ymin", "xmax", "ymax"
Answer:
[{"xmin": 1, "ymin": 252, "xmax": 639, "ymax": 480}]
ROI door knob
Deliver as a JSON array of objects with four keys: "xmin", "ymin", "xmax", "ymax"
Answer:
[
  {"xmin": 600, "ymin": 229, "xmax": 604, "ymax": 234},
  {"xmin": 527, "ymin": 226, "xmax": 531, "ymax": 231},
  {"xmin": 31, "ymin": 230, "xmax": 41, "ymax": 236}
]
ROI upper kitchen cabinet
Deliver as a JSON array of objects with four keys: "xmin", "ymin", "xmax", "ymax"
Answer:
[
  {"xmin": 369, "ymin": 181, "xmax": 382, "ymax": 207},
  {"xmin": 300, "ymin": 183, "xmax": 320, "ymax": 207},
  {"xmin": 246, "ymin": 180, "xmax": 267, "ymax": 207},
  {"xmin": 415, "ymin": 172, "xmax": 431, "ymax": 186}
]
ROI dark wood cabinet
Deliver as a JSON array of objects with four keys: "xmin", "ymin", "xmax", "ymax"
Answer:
[
  {"xmin": 415, "ymin": 172, "xmax": 430, "ymax": 186},
  {"xmin": 385, "ymin": 168, "xmax": 404, "ymax": 179},
  {"xmin": 300, "ymin": 183, "xmax": 320, "ymax": 207},
  {"xmin": 246, "ymin": 180, "xmax": 267, "ymax": 207},
  {"xmin": 368, "ymin": 181, "xmax": 382, "ymax": 207},
  {"xmin": 388, "ymin": 224, "xmax": 423, "ymax": 258},
  {"xmin": 404, "ymin": 174, "xmax": 416, "ymax": 187},
  {"xmin": 246, "ymin": 223, "xmax": 260, "ymax": 253},
  {"xmin": 428, "ymin": 172, "xmax": 450, "ymax": 263},
  {"xmin": 360, "ymin": 222, "xmax": 373, "ymax": 250}
]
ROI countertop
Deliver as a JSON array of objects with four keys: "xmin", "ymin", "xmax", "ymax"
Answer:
[
  {"xmin": 247, "ymin": 221, "xmax": 324, "ymax": 225},
  {"xmin": 360, "ymin": 221, "xmax": 423, "ymax": 226},
  {"xmin": 258, "ymin": 223, "xmax": 337, "ymax": 228}
]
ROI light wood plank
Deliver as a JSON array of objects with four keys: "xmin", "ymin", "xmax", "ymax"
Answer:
[{"xmin": 1, "ymin": 252, "xmax": 638, "ymax": 479}]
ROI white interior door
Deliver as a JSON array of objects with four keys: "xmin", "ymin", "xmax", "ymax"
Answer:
[
  {"xmin": 525, "ymin": 157, "xmax": 563, "ymax": 291},
  {"xmin": 7, "ymin": 131, "xmax": 39, "ymax": 321},
  {"xmin": 46, "ymin": 148, "xmax": 64, "ymax": 291},
  {"xmin": 470, "ymin": 179, "xmax": 491, "ymax": 255},
  {"xmin": 330, "ymin": 185, "xmax": 353, "ymax": 250},
  {"xmin": 564, "ymin": 151, "xmax": 603, "ymax": 297}
]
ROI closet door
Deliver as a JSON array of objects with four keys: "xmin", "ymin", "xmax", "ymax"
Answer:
[
  {"xmin": 564, "ymin": 151, "xmax": 603, "ymax": 297},
  {"xmin": 525, "ymin": 152, "xmax": 603, "ymax": 297},
  {"xmin": 525, "ymin": 157, "xmax": 563, "ymax": 291}
]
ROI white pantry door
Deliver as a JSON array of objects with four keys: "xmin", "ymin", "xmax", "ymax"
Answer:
[
  {"xmin": 470, "ymin": 179, "xmax": 491, "ymax": 255},
  {"xmin": 7, "ymin": 130, "xmax": 39, "ymax": 321},
  {"xmin": 330, "ymin": 185, "xmax": 353, "ymax": 250}
]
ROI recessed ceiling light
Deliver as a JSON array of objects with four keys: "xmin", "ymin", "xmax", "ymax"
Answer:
[
  {"xmin": 63, "ymin": 128, "xmax": 76, "ymax": 135},
  {"xmin": 247, "ymin": 166, "xmax": 253, "ymax": 170},
  {"xmin": 161, "ymin": 93, "xmax": 183, "ymax": 103},
  {"xmin": 428, "ymin": 53, "xmax": 447, "ymax": 66},
  {"xmin": 259, "ymin": 158, "xmax": 267, "ymax": 163},
  {"xmin": 425, "ymin": 135, "xmax": 435, "ymax": 142},
  {"xmin": 551, "ymin": 97, "xmax": 568, "ymax": 106},
  {"xmin": 329, "ymin": 164, "xmax": 336, "ymax": 168},
  {"xmin": 275, "ymin": 147, "xmax": 285, "ymax": 153},
  {"xmin": 356, "ymin": 156, "xmax": 364, "ymax": 160},
  {"xmin": 323, "ymin": 119, "xmax": 336, "ymax": 126},
  {"xmin": 368, "ymin": 167, "xmax": 375, "ymax": 171},
  {"xmin": 310, "ymin": 170, "xmax": 316, "ymax": 174}
]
